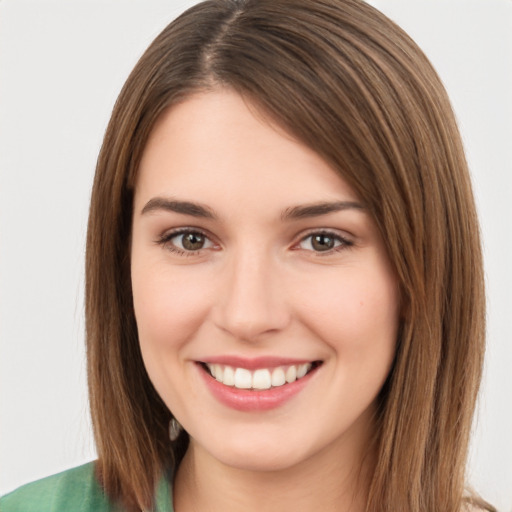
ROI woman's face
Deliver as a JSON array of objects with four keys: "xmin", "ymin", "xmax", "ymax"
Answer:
[{"xmin": 131, "ymin": 89, "xmax": 399, "ymax": 472}]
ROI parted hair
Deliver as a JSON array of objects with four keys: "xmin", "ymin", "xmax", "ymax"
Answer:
[{"xmin": 86, "ymin": 0, "xmax": 492, "ymax": 510}]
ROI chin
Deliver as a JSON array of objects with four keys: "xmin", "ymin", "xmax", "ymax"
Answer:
[
  {"xmin": 191, "ymin": 425, "xmax": 321, "ymax": 474},
  {"xmin": 212, "ymin": 446, "xmax": 308, "ymax": 473}
]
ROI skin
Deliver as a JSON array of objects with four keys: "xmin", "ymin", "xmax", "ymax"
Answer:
[{"xmin": 131, "ymin": 89, "xmax": 399, "ymax": 512}]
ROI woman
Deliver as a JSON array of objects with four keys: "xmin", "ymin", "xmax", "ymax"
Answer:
[{"xmin": 0, "ymin": 0, "xmax": 496, "ymax": 511}]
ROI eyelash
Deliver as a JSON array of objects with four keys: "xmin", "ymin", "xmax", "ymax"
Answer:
[
  {"xmin": 156, "ymin": 228, "xmax": 214, "ymax": 257},
  {"xmin": 295, "ymin": 230, "xmax": 354, "ymax": 256},
  {"xmin": 155, "ymin": 228, "xmax": 354, "ymax": 256}
]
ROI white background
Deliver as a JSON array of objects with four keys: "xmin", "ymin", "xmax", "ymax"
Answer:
[{"xmin": 1, "ymin": 1, "xmax": 511, "ymax": 510}]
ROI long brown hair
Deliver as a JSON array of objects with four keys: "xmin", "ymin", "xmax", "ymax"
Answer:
[{"xmin": 86, "ymin": 1, "xmax": 492, "ymax": 510}]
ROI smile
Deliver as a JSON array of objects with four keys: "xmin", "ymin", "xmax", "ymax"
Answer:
[
  {"xmin": 203, "ymin": 362, "xmax": 318, "ymax": 390},
  {"xmin": 197, "ymin": 358, "xmax": 323, "ymax": 411}
]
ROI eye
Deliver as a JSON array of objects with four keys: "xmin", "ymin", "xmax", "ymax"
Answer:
[
  {"xmin": 297, "ymin": 231, "xmax": 352, "ymax": 253},
  {"xmin": 158, "ymin": 229, "xmax": 216, "ymax": 254},
  {"xmin": 177, "ymin": 232, "xmax": 210, "ymax": 251}
]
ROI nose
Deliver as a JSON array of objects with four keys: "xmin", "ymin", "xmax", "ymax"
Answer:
[{"xmin": 212, "ymin": 248, "xmax": 291, "ymax": 342}]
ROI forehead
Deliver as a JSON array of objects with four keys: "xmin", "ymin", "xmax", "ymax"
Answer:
[{"xmin": 135, "ymin": 89, "xmax": 359, "ymax": 212}]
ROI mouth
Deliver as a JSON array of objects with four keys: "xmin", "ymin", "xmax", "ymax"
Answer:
[{"xmin": 199, "ymin": 360, "xmax": 322, "ymax": 391}]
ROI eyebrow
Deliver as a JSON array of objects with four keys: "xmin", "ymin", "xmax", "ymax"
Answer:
[
  {"xmin": 141, "ymin": 197, "xmax": 216, "ymax": 219},
  {"xmin": 140, "ymin": 197, "xmax": 365, "ymax": 221},
  {"xmin": 281, "ymin": 201, "xmax": 365, "ymax": 220}
]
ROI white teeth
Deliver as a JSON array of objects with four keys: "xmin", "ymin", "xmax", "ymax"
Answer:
[
  {"xmin": 271, "ymin": 367, "xmax": 286, "ymax": 387},
  {"xmin": 297, "ymin": 363, "xmax": 308, "ymax": 379},
  {"xmin": 205, "ymin": 362, "xmax": 314, "ymax": 390},
  {"xmin": 214, "ymin": 364, "xmax": 223, "ymax": 382},
  {"xmin": 252, "ymin": 369, "xmax": 272, "ymax": 390},
  {"xmin": 234, "ymin": 368, "xmax": 252, "ymax": 389},
  {"xmin": 285, "ymin": 365, "xmax": 297, "ymax": 383},
  {"xmin": 223, "ymin": 365, "xmax": 235, "ymax": 386}
]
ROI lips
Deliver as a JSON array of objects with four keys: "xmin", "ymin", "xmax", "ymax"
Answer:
[{"xmin": 197, "ymin": 358, "xmax": 322, "ymax": 411}]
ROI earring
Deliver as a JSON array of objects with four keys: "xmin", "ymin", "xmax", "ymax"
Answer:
[{"xmin": 169, "ymin": 418, "xmax": 182, "ymax": 442}]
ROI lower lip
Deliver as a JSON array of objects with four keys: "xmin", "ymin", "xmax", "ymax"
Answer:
[{"xmin": 198, "ymin": 364, "xmax": 318, "ymax": 412}]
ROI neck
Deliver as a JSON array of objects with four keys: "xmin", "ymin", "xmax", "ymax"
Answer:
[{"xmin": 173, "ymin": 422, "xmax": 376, "ymax": 512}]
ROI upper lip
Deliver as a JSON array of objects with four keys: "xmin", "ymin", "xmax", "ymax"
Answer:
[{"xmin": 198, "ymin": 356, "xmax": 320, "ymax": 370}]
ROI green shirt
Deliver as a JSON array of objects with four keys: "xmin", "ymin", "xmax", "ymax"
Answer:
[{"xmin": 0, "ymin": 462, "xmax": 174, "ymax": 512}]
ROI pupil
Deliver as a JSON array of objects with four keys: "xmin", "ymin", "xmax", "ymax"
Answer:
[
  {"xmin": 312, "ymin": 234, "xmax": 334, "ymax": 251},
  {"xmin": 182, "ymin": 233, "xmax": 204, "ymax": 250}
]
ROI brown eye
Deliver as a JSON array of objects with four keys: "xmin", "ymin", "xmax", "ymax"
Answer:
[
  {"xmin": 160, "ymin": 230, "xmax": 215, "ymax": 253},
  {"xmin": 311, "ymin": 234, "xmax": 335, "ymax": 251},
  {"xmin": 298, "ymin": 232, "xmax": 351, "ymax": 253},
  {"xmin": 181, "ymin": 232, "xmax": 206, "ymax": 251}
]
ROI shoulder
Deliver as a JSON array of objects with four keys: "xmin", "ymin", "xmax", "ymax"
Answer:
[{"xmin": 0, "ymin": 462, "xmax": 115, "ymax": 512}]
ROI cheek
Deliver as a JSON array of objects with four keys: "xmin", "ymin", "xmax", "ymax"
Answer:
[
  {"xmin": 131, "ymin": 262, "xmax": 213, "ymax": 354},
  {"xmin": 131, "ymin": 262, "xmax": 215, "ymax": 411},
  {"xmin": 296, "ymin": 267, "xmax": 399, "ymax": 354}
]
